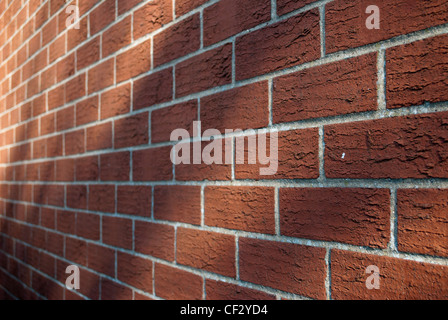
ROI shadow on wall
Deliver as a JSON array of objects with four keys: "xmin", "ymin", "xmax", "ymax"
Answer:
[{"xmin": 0, "ymin": 0, "xmax": 216, "ymax": 300}]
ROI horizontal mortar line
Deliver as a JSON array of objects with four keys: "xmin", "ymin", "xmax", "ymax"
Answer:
[
  {"xmin": 0, "ymin": 0, "xmax": 223, "ymax": 77},
  {"xmin": 0, "ymin": 0, "xmax": 52, "ymax": 31},
  {"xmin": 1, "ymin": 207, "xmax": 448, "ymax": 266},
  {"xmin": 0, "ymin": 0, "xmax": 45, "ymax": 48},
  {"xmin": 1, "ymin": 99, "xmax": 447, "ymax": 158},
  {"xmin": 1, "ymin": 5, "xmax": 447, "ymax": 116},
  {"xmin": 0, "ymin": 283, "xmax": 19, "ymax": 300},
  {"xmin": 0, "ymin": 248, "xmax": 162, "ymax": 301},
  {"xmin": 0, "ymin": 265, "xmax": 49, "ymax": 300},
  {"xmin": 0, "ymin": 0, "xmax": 324, "ymax": 72},
  {"xmin": 1, "ymin": 178, "xmax": 448, "ymax": 188},
  {"xmin": 0, "ymin": 231, "xmax": 311, "ymax": 300},
  {"xmin": 0, "ymin": 260, "xmax": 94, "ymax": 301},
  {"xmin": 0, "ymin": 0, "xmax": 128, "ymax": 66},
  {"xmin": 2, "ymin": 20, "xmax": 448, "ymax": 135},
  {"xmin": 2, "ymin": 15, "xmax": 448, "ymax": 127}
]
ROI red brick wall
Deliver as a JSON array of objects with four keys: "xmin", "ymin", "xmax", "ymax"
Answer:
[{"xmin": 0, "ymin": 0, "xmax": 447, "ymax": 300}]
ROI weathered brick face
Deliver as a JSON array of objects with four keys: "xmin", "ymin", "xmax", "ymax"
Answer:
[{"xmin": 0, "ymin": 0, "xmax": 447, "ymax": 301}]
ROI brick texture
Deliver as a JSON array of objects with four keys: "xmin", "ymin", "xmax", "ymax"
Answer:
[{"xmin": 0, "ymin": 0, "xmax": 446, "ymax": 302}]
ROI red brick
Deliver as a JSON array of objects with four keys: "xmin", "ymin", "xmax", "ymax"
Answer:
[
  {"xmin": 204, "ymin": 0, "xmax": 271, "ymax": 46},
  {"xmin": 46, "ymin": 232, "xmax": 64, "ymax": 256},
  {"xmin": 134, "ymin": 293, "xmax": 153, "ymax": 300},
  {"xmin": 133, "ymin": 68, "xmax": 173, "ymax": 110},
  {"xmin": 32, "ymin": 94, "xmax": 47, "ymax": 117},
  {"xmin": 65, "ymin": 290, "xmax": 84, "ymax": 300},
  {"xmin": 100, "ymin": 151, "xmax": 130, "ymax": 181},
  {"xmin": 88, "ymin": 58, "xmax": 114, "ymax": 94},
  {"xmin": 101, "ymin": 279, "xmax": 133, "ymax": 300},
  {"xmin": 201, "ymin": 82, "xmax": 269, "ymax": 132},
  {"xmin": 102, "ymin": 216, "xmax": 132, "ymax": 249},
  {"xmin": 274, "ymin": 53, "xmax": 377, "ymax": 123},
  {"xmin": 151, "ymin": 100, "xmax": 197, "ymax": 143},
  {"xmin": 177, "ymin": 228, "xmax": 235, "ymax": 277},
  {"xmin": 277, "ymin": 0, "xmax": 316, "ymax": 16},
  {"xmin": 116, "ymin": 39, "xmax": 151, "ymax": 83},
  {"xmin": 331, "ymin": 250, "xmax": 448, "ymax": 300},
  {"xmin": 86, "ymin": 122, "xmax": 113, "ymax": 151},
  {"xmin": 76, "ymin": 156, "xmax": 99, "ymax": 181},
  {"xmin": 397, "ymin": 189, "xmax": 448, "ymax": 257},
  {"xmin": 65, "ymin": 129, "xmax": 85, "ymax": 155},
  {"xmin": 76, "ymin": 96, "xmax": 99, "ymax": 126},
  {"xmin": 235, "ymin": 128, "xmax": 319, "ymax": 180},
  {"xmin": 101, "ymin": 83, "xmax": 131, "ymax": 119},
  {"xmin": 205, "ymin": 186, "xmax": 275, "ymax": 234},
  {"xmin": 56, "ymin": 159, "xmax": 75, "ymax": 182},
  {"xmin": 117, "ymin": 0, "xmax": 144, "ymax": 15},
  {"xmin": 134, "ymin": 221, "xmax": 175, "ymax": 261},
  {"xmin": 76, "ymin": 36, "xmax": 100, "ymax": 70},
  {"xmin": 155, "ymin": 263, "xmax": 203, "ymax": 300},
  {"xmin": 46, "ymin": 135, "xmax": 63, "ymax": 158},
  {"xmin": 386, "ymin": 35, "xmax": 448, "ymax": 109},
  {"xmin": 50, "ymin": 0, "xmax": 66, "ymax": 15},
  {"xmin": 89, "ymin": 0, "xmax": 116, "ymax": 35},
  {"xmin": 280, "ymin": 188, "xmax": 390, "ymax": 248},
  {"xmin": 41, "ymin": 208, "xmax": 56, "ymax": 229},
  {"xmin": 236, "ymin": 10, "xmax": 320, "ymax": 80},
  {"xmin": 31, "ymin": 272, "xmax": 64, "ymax": 300},
  {"xmin": 39, "ymin": 251, "xmax": 56, "ymax": 276},
  {"xmin": 114, "ymin": 112, "xmax": 149, "ymax": 148},
  {"xmin": 102, "ymin": 16, "xmax": 132, "ymax": 58},
  {"xmin": 133, "ymin": 146, "xmax": 173, "ymax": 181},
  {"xmin": 325, "ymin": 112, "xmax": 448, "ymax": 179},
  {"xmin": 66, "ymin": 185, "xmax": 87, "ymax": 209},
  {"xmin": 49, "ymin": 34, "xmax": 66, "ymax": 63},
  {"xmin": 65, "ymin": 73, "xmax": 86, "ymax": 103},
  {"xmin": 117, "ymin": 251, "xmax": 153, "ymax": 293},
  {"xmin": 56, "ymin": 53, "xmax": 75, "ymax": 82},
  {"xmin": 36, "ymin": 184, "xmax": 64, "ymax": 207},
  {"xmin": 87, "ymin": 243, "xmax": 115, "ymax": 277},
  {"xmin": 26, "ymin": 76, "xmax": 39, "ymax": 99},
  {"xmin": 56, "ymin": 106, "xmax": 75, "ymax": 131},
  {"xmin": 326, "ymin": 0, "xmax": 448, "ymax": 53},
  {"xmin": 38, "ymin": 161, "xmax": 56, "ymax": 183},
  {"xmin": 153, "ymin": 14, "xmax": 200, "ymax": 67},
  {"xmin": 173, "ymin": 139, "xmax": 232, "ymax": 181},
  {"xmin": 65, "ymin": 237, "xmax": 87, "ymax": 266},
  {"xmin": 78, "ymin": 0, "xmax": 99, "ymax": 16},
  {"xmin": 240, "ymin": 238, "xmax": 327, "ymax": 299},
  {"xmin": 27, "ymin": 119, "xmax": 40, "ymax": 140},
  {"xmin": 176, "ymin": 44, "xmax": 232, "ymax": 97},
  {"xmin": 48, "ymin": 85, "xmax": 65, "ymax": 110},
  {"xmin": 56, "ymin": 210, "xmax": 76, "ymax": 234},
  {"xmin": 41, "ymin": 66, "xmax": 56, "ymax": 91},
  {"xmin": 117, "ymin": 185, "xmax": 151, "ymax": 217},
  {"xmin": 89, "ymin": 185, "xmax": 115, "ymax": 213},
  {"xmin": 133, "ymin": 0, "xmax": 173, "ymax": 39},
  {"xmin": 56, "ymin": 261, "xmax": 100, "ymax": 300},
  {"xmin": 76, "ymin": 212, "xmax": 100, "ymax": 241},
  {"xmin": 206, "ymin": 280, "xmax": 275, "ymax": 300},
  {"xmin": 175, "ymin": 0, "xmax": 207, "ymax": 16},
  {"xmin": 67, "ymin": 17, "xmax": 88, "ymax": 51},
  {"xmin": 154, "ymin": 186, "xmax": 201, "ymax": 225},
  {"xmin": 21, "ymin": 102, "xmax": 33, "ymax": 122},
  {"xmin": 43, "ymin": 16, "xmax": 58, "ymax": 46}
]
